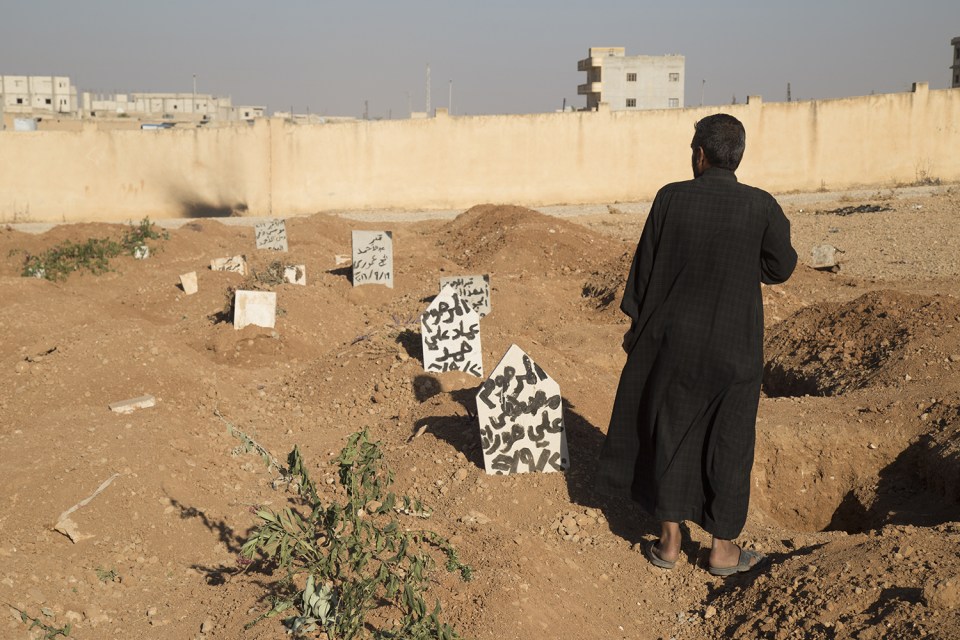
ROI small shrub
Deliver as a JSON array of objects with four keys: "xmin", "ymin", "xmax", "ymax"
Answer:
[
  {"xmin": 21, "ymin": 217, "xmax": 168, "ymax": 281},
  {"xmin": 241, "ymin": 430, "xmax": 471, "ymax": 639}
]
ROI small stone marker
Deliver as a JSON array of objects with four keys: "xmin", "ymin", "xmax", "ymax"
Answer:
[
  {"xmin": 234, "ymin": 290, "xmax": 277, "ymax": 330},
  {"xmin": 109, "ymin": 394, "xmax": 156, "ymax": 414},
  {"xmin": 440, "ymin": 274, "xmax": 491, "ymax": 318},
  {"xmin": 335, "ymin": 254, "xmax": 351, "ymax": 266},
  {"xmin": 284, "ymin": 265, "xmax": 306, "ymax": 286},
  {"xmin": 255, "ymin": 219, "xmax": 289, "ymax": 251},
  {"xmin": 210, "ymin": 256, "xmax": 247, "ymax": 276},
  {"xmin": 812, "ymin": 244, "xmax": 840, "ymax": 270},
  {"xmin": 133, "ymin": 245, "xmax": 149, "ymax": 260},
  {"xmin": 475, "ymin": 345, "xmax": 568, "ymax": 475},
  {"xmin": 421, "ymin": 285, "xmax": 483, "ymax": 377},
  {"xmin": 352, "ymin": 230, "xmax": 393, "ymax": 288},
  {"xmin": 179, "ymin": 272, "xmax": 198, "ymax": 295}
]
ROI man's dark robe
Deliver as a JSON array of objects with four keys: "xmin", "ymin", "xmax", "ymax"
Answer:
[{"xmin": 594, "ymin": 167, "xmax": 797, "ymax": 539}]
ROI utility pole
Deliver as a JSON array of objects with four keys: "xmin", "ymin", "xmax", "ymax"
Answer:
[
  {"xmin": 787, "ymin": 82, "xmax": 792, "ymax": 102},
  {"xmin": 425, "ymin": 63, "xmax": 431, "ymax": 115},
  {"xmin": 700, "ymin": 79, "xmax": 705, "ymax": 107},
  {"xmin": 448, "ymin": 79, "xmax": 453, "ymax": 114},
  {"xmin": 192, "ymin": 74, "xmax": 197, "ymax": 116},
  {"xmin": 406, "ymin": 91, "xmax": 412, "ymax": 117},
  {"xmin": 363, "ymin": 100, "xmax": 369, "ymax": 120}
]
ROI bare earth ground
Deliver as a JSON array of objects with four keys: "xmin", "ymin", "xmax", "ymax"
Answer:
[{"xmin": 2, "ymin": 185, "xmax": 960, "ymax": 640}]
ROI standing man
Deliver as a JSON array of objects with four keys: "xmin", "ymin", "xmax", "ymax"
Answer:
[{"xmin": 595, "ymin": 114, "xmax": 796, "ymax": 575}]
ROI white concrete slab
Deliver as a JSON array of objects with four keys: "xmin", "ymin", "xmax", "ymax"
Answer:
[
  {"xmin": 255, "ymin": 219, "xmax": 289, "ymax": 251},
  {"xmin": 440, "ymin": 274, "xmax": 491, "ymax": 318},
  {"xmin": 234, "ymin": 290, "xmax": 277, "ymax": 330},
  {"xmin": 475, "ymin": 344, "xmax": 568, "ymax": 475},
  {"xmin": 179, "ymin": 271, "xmax": 198, "ymax": 295},
  {"xmin": 421, "ymin": 285, "xmax": 483, "ymax": 377},
  {"xmin": 351, "ymin": 230, "xmax": 393, "ymax": 288}
]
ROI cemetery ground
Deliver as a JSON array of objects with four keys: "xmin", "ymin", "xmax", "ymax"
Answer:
[{"xmin": 1, "ymin": 185, "xmax": 960, "ymax": 640}]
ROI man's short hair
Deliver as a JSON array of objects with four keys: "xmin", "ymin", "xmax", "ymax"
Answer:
[{"xmin": 692, "ymin": 114, "xmax": 746, "ymax": 171}]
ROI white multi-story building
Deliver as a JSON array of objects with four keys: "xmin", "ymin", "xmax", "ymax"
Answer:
[
  {"xmin": 0, "ymin": 75, "xmax": 78, "ymax": 114},
  {"xmin": 952, "ymin": 37, "xmax": 960, "ymax": 88},
  {"xmin": 80, "ymin": 91, "xmax": 264, "ymax": 121},
  {"xmin": 577, "ymin": 47, "xmax": 684, "ymax": 111}
]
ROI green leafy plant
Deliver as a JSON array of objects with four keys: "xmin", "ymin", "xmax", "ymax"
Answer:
[
  {"xmin": 21, "ymin": 217, "xmax": 168, "ymax": 281},
  {"xmin": 6, "ymin": 604, "xmax": 71, "ymax": 639},
  {"xmin": 95, "ymin": 566, "xmax": 119, "ymax": 583},
  {"xmin": 241, "ymin": 430, "xmax": 471, "ymax": 639}
]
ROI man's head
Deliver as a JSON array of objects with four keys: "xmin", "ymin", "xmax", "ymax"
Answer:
[{"xmin": 691, "ymin": 114, "xmax": 746, "ymax": 177}]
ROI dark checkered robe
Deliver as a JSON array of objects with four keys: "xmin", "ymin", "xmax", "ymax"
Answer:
[{"xmin": 595, "ymin": 167, "xmax": 797, "ymax": 539}]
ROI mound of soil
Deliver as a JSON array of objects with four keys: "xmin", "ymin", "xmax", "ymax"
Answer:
[
  {"xmin": 763, "ymin": 290, "xmax": 960, "ymax": 397},
  {"xmin": 704, "ymin": 523, "xmax": 960, "ymax": 640},
  {"xmin": 436, "ymin": 204, "xmax": 621, "ymax": 273}
]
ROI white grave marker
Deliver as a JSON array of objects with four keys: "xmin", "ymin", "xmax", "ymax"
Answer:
[
  {"xmin": 255, "ymin": 219, "xmax": 289, "ymax": 251},
  {"xmin": 284, "ymin": 265, "xmax": 306, "ymax": 286},
  {"xmin": 211, "ymin": 256, "xmax": 247, "ymax": 276},
  {"xmin": 351, "ymin": 231, "xmax": 393, "ymax": 288},
  {"xmin": 234, "ymin": 290, "xmax": 276, "ymax": 330},
  {"xmin": 179, "ymin": 271, "xmax": 198, "ymax": 295},
  {"xmin": 440, "ymin": 274, "xmax": 491, "ymax": 318},
  {"xmin": 133, "ymin": 245, "xmax": 150, "ymax": 260},
  {"xmin": 476, "ymin": 344, "xmax": 568, "ymax": 475},
  {"xmin": 421, "ymin": 285, "xmax": 483, "ymax": 377}
]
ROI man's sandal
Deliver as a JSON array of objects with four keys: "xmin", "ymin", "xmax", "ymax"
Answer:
[
  {"xmin": 644, "ymin": 540, "xmax": 677, "ymax": 570},
  {"xmin": 708, "ymin": 547, "xmax": 766, "ymax": 576}
]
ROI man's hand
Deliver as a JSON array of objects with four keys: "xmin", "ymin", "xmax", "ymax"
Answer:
[{"xmin": 622, "ymin": 328, "xmax": 636, "ymax": 353}]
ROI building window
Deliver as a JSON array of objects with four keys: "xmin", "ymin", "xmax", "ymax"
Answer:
[
  {"xmin": 626, "ymin": 98, "xmax": 637, "ymax": 107},
  {"xmin": 669, "ymin": 98, "xmax": 679, "ymax": 108},
  {"xmin": 45, "ymin": 98, "xmax": 52, "ymax": 105},
  {"xmin": 669, "ymin": 73, "xmax": 680, "ymax": 82},
  {"xmin": 16, "ymin": 98, "xmax": 23, "ymax": 104},
  {"xmin": 626, "ymin": 73, "xmax": 637, "ymax": 82}
]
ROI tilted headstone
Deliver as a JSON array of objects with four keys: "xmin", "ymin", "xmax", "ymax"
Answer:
[
  {"xmin": 255, "ymin": 219, "xmax": 289, "ymax": 251},
  {"xmin": 352, "ymin": 231, "xmax": 393, "ymax": 288},
  {"xmin": 179, "ymin": 271, "xmax": 198, "ymax": 295},
  {"xmin": 211, "ymin": 255, "xmax": 247, "ymax": 276},
  {"xmin": 421, "ymin": 285, "xmax": 483, "ymax": 377},
  {"xmin": 283, "ymin": 265, "xmax": 306, "ymax": 286},
  {"xmin": 475, "ymin": 344, "xmax": 568, "ymax": 475},
  {"xmin": 234, "ymin": 290, "xmax": 277, "ymax": 330},
  {"xmin": 440, "ymin": 274, "xmax": 491, "ymax": 318}
]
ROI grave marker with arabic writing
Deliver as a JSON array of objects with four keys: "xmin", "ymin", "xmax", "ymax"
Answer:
[
  {"xmin": 255, "ymin": 219, "xmax": 289, "ymax": 251},
  {"xmin": 475, "ymin": 344, "xmax": 568, "ymax": 475},
  {"xmin": 351, "ymin": 230, "xmax": 394, "ymax": 288},
  {"xmin": 421, "ymin": 285, "xmax": 482, "ymax": 377},
  {"xmin": 439, "ymin": 274, "xmax": 491, "ymax": 318}
]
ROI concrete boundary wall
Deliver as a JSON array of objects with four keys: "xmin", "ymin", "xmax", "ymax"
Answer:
[{"xmin": 1, "ymin": 84, "xmax": 958, "ymax": 223}]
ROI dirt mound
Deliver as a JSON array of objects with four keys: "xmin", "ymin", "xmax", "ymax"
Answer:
[
  {"xmin": 436, "ymin": 204, "xmax": 620, "ymax": 273},
  {"xmin": 763, "ymin": 290, "xmax": 960, "ymax": 397},
  {"xmin": 703, "ymin": 524, "xmax": 960, "ymax": 639},
  {"xmin": 580, "ymin": 249, "xmax": 632, "ymax": 316}
]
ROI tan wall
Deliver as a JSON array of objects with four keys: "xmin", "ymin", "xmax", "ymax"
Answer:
[{"xmin": 1, "ymin": 84, "xmax": 958, "ymax": 223}]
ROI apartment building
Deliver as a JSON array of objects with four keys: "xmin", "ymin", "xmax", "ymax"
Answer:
[
  {"xmin": 578, "ymin": 47, "xmax": 684, "ymax": 111},
  {"xmin": 0, "ymin": 75, "xmax": 78, "ymax": 114}
]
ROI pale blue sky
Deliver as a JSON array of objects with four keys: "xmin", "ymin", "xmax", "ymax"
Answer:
[{"xmin": 1, "ymin": 1, "xmax": 957, "ymax": 117}]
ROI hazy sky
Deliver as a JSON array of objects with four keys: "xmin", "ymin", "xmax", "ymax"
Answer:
[{"xmin": 2, "ymin": 1, "xmax": 957, "ymax": 117}]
